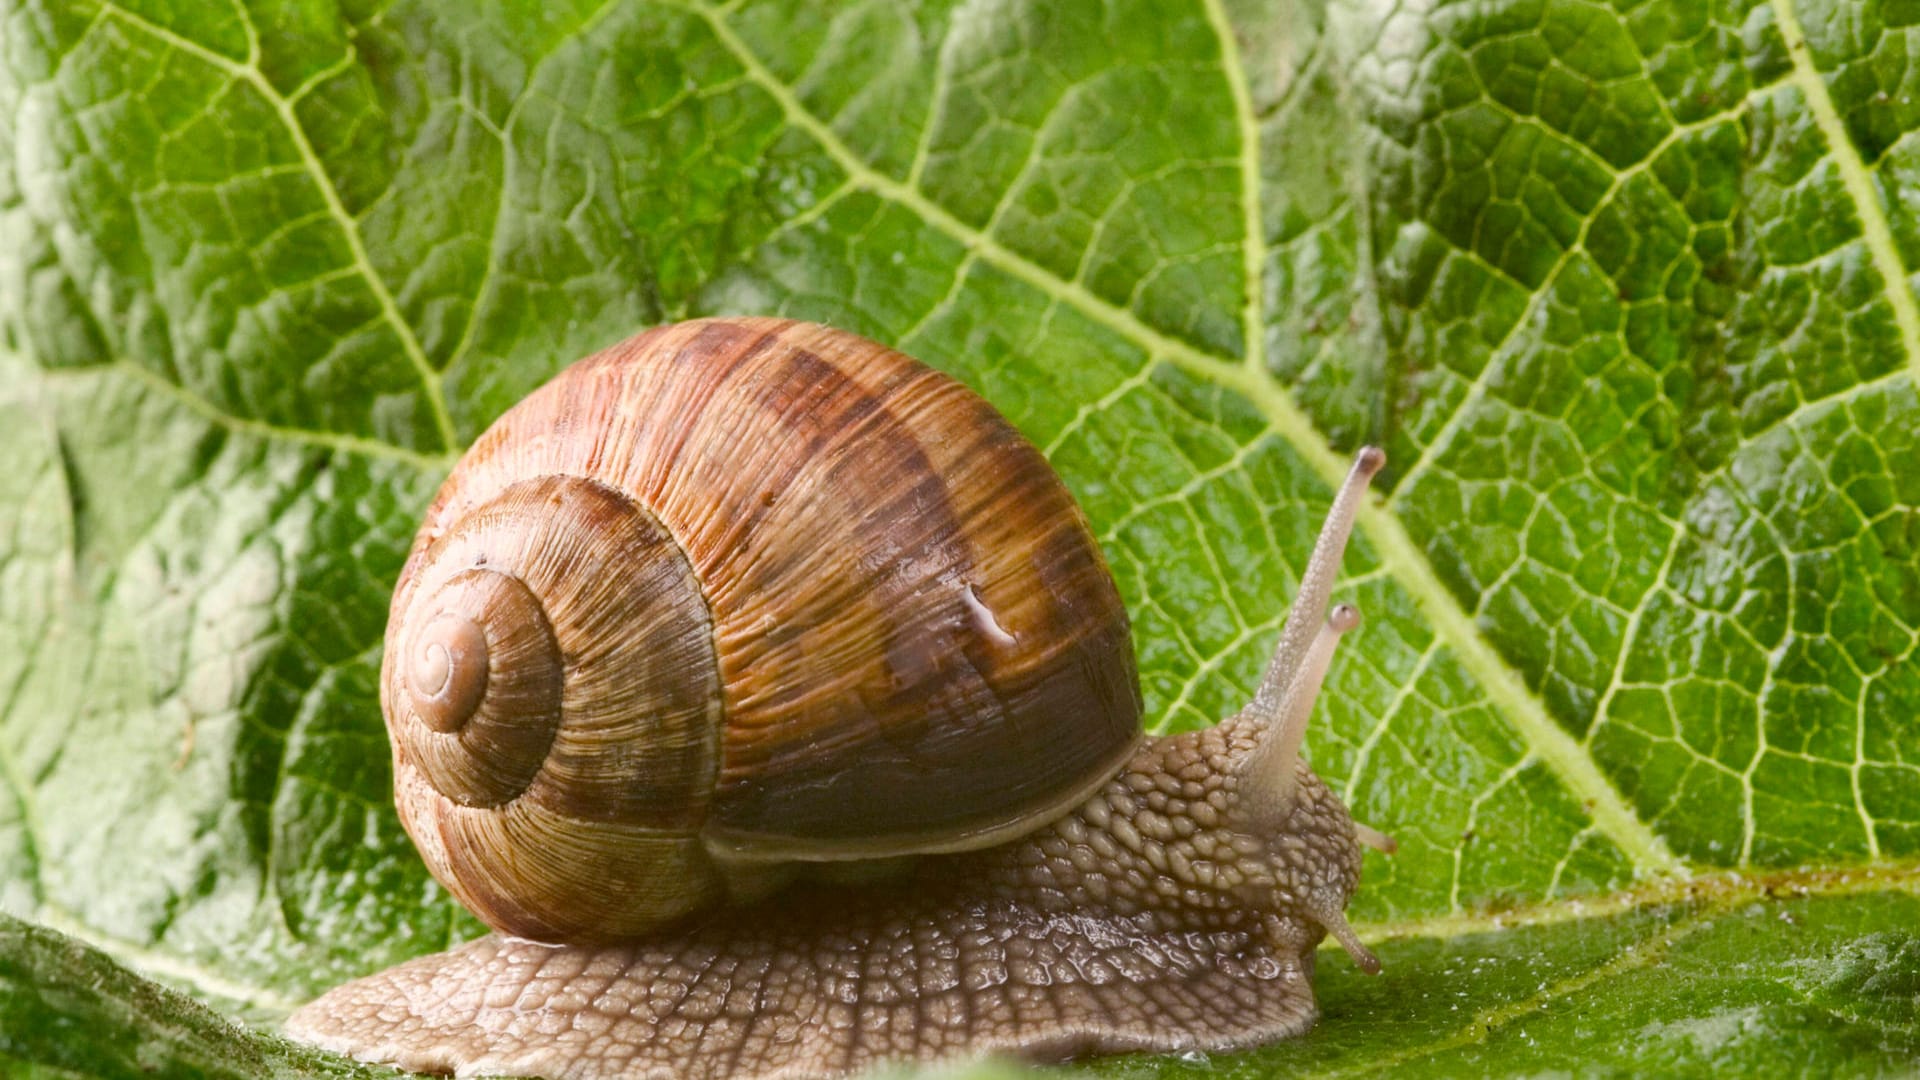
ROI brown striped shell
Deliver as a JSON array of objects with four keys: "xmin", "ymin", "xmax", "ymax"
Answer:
[{"xmin": 383, "ymin": 317, "xmax": 1142, "ymax": 942}]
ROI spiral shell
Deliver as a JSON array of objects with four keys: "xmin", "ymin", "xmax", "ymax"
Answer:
[{"xmin": 383, "ymin": 317, "xmax": 1141, "ymax": 941}]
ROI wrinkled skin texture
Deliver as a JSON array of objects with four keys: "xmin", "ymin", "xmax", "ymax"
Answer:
[{"xmin": 287, "ymin": 719, "xmax": 1367, "ymax": 1080}]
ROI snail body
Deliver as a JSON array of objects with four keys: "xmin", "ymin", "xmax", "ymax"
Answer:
[{"xmin": 288, "ymin": 318, "xmax": 1392, "ymax": 1079}]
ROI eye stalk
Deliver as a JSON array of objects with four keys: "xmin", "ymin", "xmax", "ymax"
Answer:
[
  {"xmin": 1249, "ymin": 446, "xmax": 1383, "ymax": 720},
  {"xmin": 1233, "ymin": 448, "xmax": 1386, "ymax": 821},
  {"xmin": 1238, "ymin": 603, "xmax": 1363, "ymax": 824},
  {"xmin": 1225, "ymin": 447, "xmax": 1397, "ymax": 976}
]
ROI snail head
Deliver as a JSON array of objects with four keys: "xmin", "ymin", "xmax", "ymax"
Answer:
[{"xmin": 1228, "ymin": 447, "xmax": 1393, "ymax": 973}]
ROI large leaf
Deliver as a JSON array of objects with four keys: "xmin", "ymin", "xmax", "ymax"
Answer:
[{"xmin": 0, "ymin": 0, "xmax": 1915, "ymax": 1073}]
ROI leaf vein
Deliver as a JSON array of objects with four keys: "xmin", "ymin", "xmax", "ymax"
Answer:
[
  {"xmin": 98, "ymin": 0, "xmax": 460, "ymax": 453},
  {"xmin": 1773, "ymin": 0, "xmax": 1920, "ymax": 388},
  {"xmin": 1326, "ymin": 908, "xmax": 1720, "ymax": 1077},
  {"xmin": 1198, "ymin": 0, "xmax": 1266, "ymax": 372},
  {"xmin": 1388, "ymin": 93, "xmax": 1763, "ymax": 507},
  {"xmin": 687, "ymin": 0, "xmax": 1683, "ymax": 877},
  {"xmin": 79, "ymin": 361, "xmax": 455, "ymax": 471},
  {"xmin": 34, "ymin": 904, "xmax": 299, "ymax": 1014}
]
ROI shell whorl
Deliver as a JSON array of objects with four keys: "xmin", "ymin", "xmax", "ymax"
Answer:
[
  {"xmin": 384, "ymin": 474, "xmax": 728, "ymax": 941},
  {"xmin": 403, "ymin": 608, "xmax": 491, "ymax": 735},
  {"xmin": 396, "ymin": 567, "xmax": 560, "ymax": 804}
]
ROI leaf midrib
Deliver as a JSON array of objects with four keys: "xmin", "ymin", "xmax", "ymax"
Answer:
[
  {"xmin": 32, "ymin": 904, "xmax": 302, "ymax": 1014},
  {"xmin": 1198, "ymin": 0, "xmax": 1268, "ymax": 375},
  {"xmin": 1772, "ymin": 0, "xmax": 1920, "ymax": 386},
  {"xmin": 1324, "ymin": 907, "xmax": 1721, "ymax": 1079}
]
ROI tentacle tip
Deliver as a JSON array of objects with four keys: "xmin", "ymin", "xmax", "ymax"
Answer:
[
  {"xmin": 1356, "ymin": 446, "xmax": 1386, "ymax": 475},
  {"xmin": 1318, "ymin": 908, "xmax": 1382, "ymax": 975},
  {"xmin": 1354, "ymin": 821, "xmax": 1398, "ymax": 855},
  {"xmin": 1351, "ymin": 946, "xmax": 1383, "ymax": 976},
  {"xmin": 1328, "ymin": 603, "xmax": 1362, "ymax": 634}
]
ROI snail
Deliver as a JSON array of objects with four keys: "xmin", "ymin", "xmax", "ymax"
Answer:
[{"xmin": 285, "ymin": 317, "xmax": 1396, "ymax": 1080}]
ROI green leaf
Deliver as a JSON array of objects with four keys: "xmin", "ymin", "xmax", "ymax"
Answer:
[
  {"xmin": 1100, "ymin": 873, "xmax": 1920, "ymax": 1077},
  {"xmin": 0, "ymin": 0, "xmax": 1915, "ymax": 1074},
  {"xmin": 0, "ymin": 911, "xmax": 381, "ymax": 1079}
]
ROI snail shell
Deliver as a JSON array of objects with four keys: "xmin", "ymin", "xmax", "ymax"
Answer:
[{"xmin": 384, "ymin": 317, "xmax": 1142, "ymax": 941}]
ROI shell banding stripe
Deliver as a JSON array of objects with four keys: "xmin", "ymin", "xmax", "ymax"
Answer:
[
  {"xmin": 630, "ymin": 321, "xmax": 1138, "ymax": 850},
  {"xmin": 408, "ymin": 317, "xmax": 1140, "ymax": 863},
  {"xmin": 702, "ymin": 357, "xmax": 1137, "ymax": 845}
]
